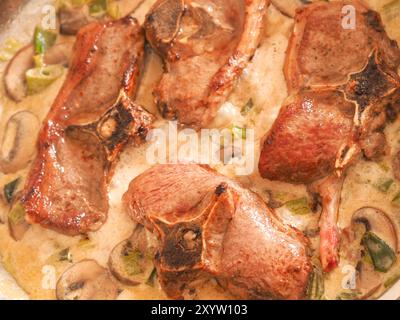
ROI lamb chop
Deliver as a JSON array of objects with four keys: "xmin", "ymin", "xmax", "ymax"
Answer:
[
  {"xmin": 21, "ymin": 17, "xmax": 154, "ymax": 236},
  {"xmin": 123, "ymin": 164, "xmax": 312, "ymax": 300},
  {"xmin": 144, "ymin": 0, "xmax": 268, "ymax": 128},
  {"xmin": 259, "ymin": 1, "xmax": 400, "ymax": 272}
]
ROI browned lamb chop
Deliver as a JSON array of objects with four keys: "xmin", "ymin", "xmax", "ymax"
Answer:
[
  {"xmin": 259, "ymin": 1, "xmax": 400, "ymax": 272},
  {"xmin": 21, "ymin": 17, "xmax": 154, "ymax": 236},
  {"xmin": 144, "ymin": 0, "xmax": 268, "ymax": 128},
  {"xmin": 123, "ymin": 164, "xmax": 312, "ymax": 300}
]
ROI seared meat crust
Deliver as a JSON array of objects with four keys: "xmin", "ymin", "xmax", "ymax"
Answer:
[
  {"xmin": 22, "ymin": 17, "xmax": 154, "ymax": 235},
  {"xmin": 259, "ymin": 1, "xmax": 400, "ymax": 271},
  {"xmin": 144, "ymin": 0, "xmax": 269, "ymax": 128},
  {"xmin": 123, "ymin": 164, "xmax": 312, "ymax": 300}
]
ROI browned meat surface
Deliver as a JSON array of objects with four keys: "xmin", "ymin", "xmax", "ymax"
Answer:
[
  {"xmin": 21, "ymin": 17, "xmax": 154, "ymax": 235},
  {"xmin": 259, "ymin": 90, "xmax": 355, "ymax": 185},
  {"xmin": 144, "ymin": 0, "xmax": 268, "ymax": 128},
  {"xmin": 123, "ymin": 164, "xmax": 312, "ymax": 300},
  {"xmin": 259, "ymin": 1, "xmax": 400, "ymax": 272},
  {"xmin": 285, "ymin": 0, "xmax": 400, "ymax": 92}
]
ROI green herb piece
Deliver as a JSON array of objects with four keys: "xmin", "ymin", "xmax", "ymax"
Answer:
[
  {"xmin": 375, "ymin": 179, "xmax": 394, "ymax": 193},
  {"xmin": 8, "ymin": 202, "xmax": 26, "ymax": 226},
  {"xmin": 336, "ymin": 291, "xmax": 360, "ymax": 300},
  {"xmin": 384, "ymin": 273, "xmax": 400, "ymax": 288},
  {"xmin": 391, "ymin": 192, "xmax": 400, "ymax": 206},
  {"xmin": 378, "ymin": 162, "xmax": 390, "ymax": 172},
  {"xmin": 240, "ymin": 99, "xmax": 254, "ymax": 116},
  {"xmin": 26, "ymin": 65, "xmax": 64, "ymax": 95},
  {"xmin": 362, "ymin": 232, "xmax": 396, "ymax": 273},
  {"xmin": 34, "ymin": 27, "xmax": 57, "ymax": 54},
  {"xmin": 71, "ymin": 0, "xmax": 90, "ymax": 5},
  {"xmin": 107, "ymin": 1, "xmax": 120, "ymax": 19},
  {"xmin": 33, "ymin": 54, "xmax": 45, "ymax": 68},
  {"xmin": 58, "ymin": 248, "xmax": 73, "ymax": 262},
  {"xmin": 123, "ymin": 248, "xmax": 144, "ymax": 276},
  {"xmin": 0, "ymin": 38, "xmax": 22, "ymax": 62},
  {"xmin": 77, "ymin": 237, "xmax": 95, "ymax": 249},
  {"xmin": 285, "ymin": 197, "xmax": 310, "ymax": 215},
  {"xmin": 231, "ymin": 125, "xmax": 247, "ymax": 140},
  {"xmin": 307, "ymin": 265, "xmax": 324, "ymax": 300},
  {"xmin": 146, "ymin": 268, "xmax": 158, "ymax": 287},
  {"xmin": 4, "ymin": 178, "xmax": 20, "ymax": 204},
  {"xmin": 89, "ymin": 0, "xmax": 107, "ymax": 17}
]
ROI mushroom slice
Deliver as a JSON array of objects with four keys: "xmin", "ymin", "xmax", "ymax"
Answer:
[
  {"xmin": 349, "ymin": 207, "xmax": 398, "ymax": 274},
  {"xmin": 4, "ymin": 45, "xmax": 34, "ymax": 102},
  {"xmin": 352, "ymin": 207, "xmax": 398, "ymax": 253},
  {"xmin": 3, "ymin": 42, "xmax": 73, "ymax": 101},
  {"xmin": 43, "ymin": 41, "xmax": 74, "ymax": 67},
  {"xmin": 392, "ymin": 150, "xmax": 400, "ymax": 181},
  {"xmin": 0, "ymin": 111, "xmax": 40, "ymax": 174},
  {"xmin": 59, "ymin": 6, "xmax": 93, "ymax": 35},
  {"xmin": 109, "ymin": 225, "xmax": 158, "ymax": 286},
  {"xmin": 271, "ymin": 0, "xmax": 310, "ymax": 18},
  {"xmin": 8, "ymin": 200, "xmax": 30, "ymax": 241},
  {"xmin": 356, "ymin": 261, "xmax": 382, "ymax": 299},
  {"xmin": 56, "ymin": 260, "xmax": 119, "ymax": 300}
]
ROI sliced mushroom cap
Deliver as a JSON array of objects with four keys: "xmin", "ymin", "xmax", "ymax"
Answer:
[
  {"xmin": 392, "ymin": 150, "xmax": 400, "ymax": 181},
  {"xmin": 356, "ymin": 261, "xmax": 382, "ymax": 299},
  {"xmin": 56, "ymin": 260, "xmax": 119, "ymax": 300},
  {"xmin": 271, "ymin": 0, "xmax": 309, "ymax": 18},
  {"xmin": 8, "ymin": 199, "xmax": 30, "ymax": 241},
  {"xmin": 59, "ymin": 6, "xmax": 93, "ymax": 35},
  {"xmin": 109, "ymin": 224, "xmax": 158, "ymax": 286},
  {"xmin": 43, "ymin": 41, "xmax": 75, "ymax": 67},
  {"xmin": 352, "ymin": 207, "xmax": 398, "ymax": 253},
  {"xmin": 4, "ymin": 45, "xmax": 34, "ymax": 102},
  {"xmin": 0, "ymin": 111, "xmax": 40, "ymax": 174},
  {"xmin": 4, "ymin": 42, "xmax": 73, "ymax": 101}
]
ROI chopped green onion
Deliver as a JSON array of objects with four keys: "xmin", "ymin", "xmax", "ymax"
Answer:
[
  {"xmin": 375, "ymin": 179, "xmax": 394, "ymax": 193},
  {"xmin": 378, "ymin": 161, "xmax": 390, "ymax": 172},
  {"xmin": 307, "ymin": 265, "xmax": 324, "ymax": 300},
  {"xmin": 362, "ymin": 232, "xmax": 396, "ymax": 273},
  {"xmin": 0, "ymin": 38, "xmax": 22, "ymax": 62},
  {"xmin": 77, "ymin": 237, "xmax": 95, "ymax": 249},
  {"xmin": 392, "ymin": 192, "xmax": 400, "ymax": 206},
  {"xmin": 8, "ymin": 202, "xmax": 26, "ymax": 226},
  {"xmin": 3, "ymin": 178, "xmax": 20, "ymax": 204},
  {"xmin": 34, "ymin": 27, "xmax": 57, "ymax": 54},
  {"xmin": 384, "ymin": 273, "xmax": 400, "ymax": 288},
  {"xmin": 285, "ymin": 197, "xmax": 310, "ymax": 215},
  {"xmin": 71, "ymin": 0, "xmax": 90, "ymax": 5},
  {"xmin": 89, "ymin": 0, "xmax": 107, "ymax": 17},
  {"xmin": 33, "ymin": 54, "xmax": 45, "ymax": 68},
  {"xmin": 107, "ymin": 2, "xmax": 120, "ymax": 19},
  {"xmin": 362, "ymin": 248, "xmax": 374, "ymax": 266},
  {"xmin": 145, "ymin": 268, "xmax": 158, "ymax": 287},
  {"xmin": 26, "ymin": 65, "xmax": 64, "ymax": 95},
  {"xmin": 58, "ymin": 248, "xmax": 73, "ymax": 262},
  {"xmin": 123, "ymin": 247, "xmax": 144, "ymax": 276},
  {"xmin": 336, "ymin": 291, "xmax": 361, "ymax": 300},
  {"xmin": 241, "ymin": 98, "xmax": 254, "ymax": 116},
  {"xmin": 232, "ymin": 125, "xmax": 247, "ymax": 140}
]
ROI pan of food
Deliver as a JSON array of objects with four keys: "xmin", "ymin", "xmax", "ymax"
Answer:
[{"xmin": 0, "ymin": 0, "xmax": 400, "ymax": 300}]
